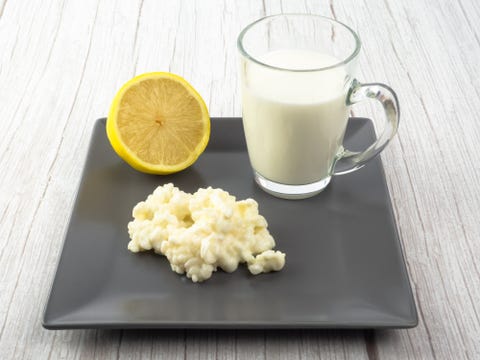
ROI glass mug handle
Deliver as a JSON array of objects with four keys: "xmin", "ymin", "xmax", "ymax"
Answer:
[{"xmin": 333, "ymin": 79, "xmax": 400, "ymax": 175}]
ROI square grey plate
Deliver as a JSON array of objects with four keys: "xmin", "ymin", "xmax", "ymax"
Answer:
[{"xmin": 43, "ymin": 117, "xmax": 417, "ymax": 329}]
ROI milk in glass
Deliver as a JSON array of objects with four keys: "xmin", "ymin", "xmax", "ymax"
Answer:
[{"xmin": 241, "ymin": 49, "xmax": 349, "ymax": 185}]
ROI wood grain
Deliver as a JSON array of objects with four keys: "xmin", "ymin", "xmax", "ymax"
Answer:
[{"xmin": 1, "ymin": 0, "xmax": 479, "ymax": 359}]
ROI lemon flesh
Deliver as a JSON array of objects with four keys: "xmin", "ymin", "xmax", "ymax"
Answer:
[{"xmin": 107, "ymin": 72, "xmax": 210, "ymax": 174}]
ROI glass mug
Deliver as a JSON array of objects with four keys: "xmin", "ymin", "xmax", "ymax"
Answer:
[{"xmin": 237, "ymin": 14, "xmax": 399, "ymax": 199}]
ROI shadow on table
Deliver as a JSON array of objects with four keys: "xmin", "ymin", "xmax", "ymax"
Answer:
[{"xmin": 76, "ymin": 328, "xmax": 396, "ymax": 356}]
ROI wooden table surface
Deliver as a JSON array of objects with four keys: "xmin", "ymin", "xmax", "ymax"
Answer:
[{"xmin": 1, "ymin": 0, "xmax": 479, "ymax": 359}]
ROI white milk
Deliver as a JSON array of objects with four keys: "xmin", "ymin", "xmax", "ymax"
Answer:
[{"xmin": 241, "ymin": 49, "xmax": 349, "ymax": 185}]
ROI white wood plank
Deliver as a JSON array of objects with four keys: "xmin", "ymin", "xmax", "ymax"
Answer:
[
  {"xmin": 235, "ymin": 330, "xmax": 266, "ymax": 360},
  {"xmin": 116, "ymin": 330, "xmax": 186, "ymax": 360},
  {"xmin": 185, "ymin": 330, "xmax": 217, "ymax": 360}
]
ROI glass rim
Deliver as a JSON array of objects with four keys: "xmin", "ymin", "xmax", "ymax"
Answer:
[{"xmin": 237, "ymin": 14, "xmax": 362, "ymax": 72}]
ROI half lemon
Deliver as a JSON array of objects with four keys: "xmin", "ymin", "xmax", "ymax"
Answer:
[{"xmin": 106, "ymin": 72, "xmax": 210, "ymax": 174}]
